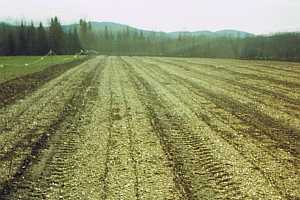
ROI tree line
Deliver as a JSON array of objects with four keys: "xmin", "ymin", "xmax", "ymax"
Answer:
[
  {"xmin": 1, "ymin": 17, "xmax": 300, "ymax": 61},
  {"xmin": 0, "ymin": 17, "xmax": 81, "ymax": 55},
  {"xmin": 166, "ymin": 33, "xmax": 300, "ymax": 61}
]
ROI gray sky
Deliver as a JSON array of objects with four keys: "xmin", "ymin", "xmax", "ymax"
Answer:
[{"xmin": 1, "ymin": 0, "xmax": 300, "ymax": 34}]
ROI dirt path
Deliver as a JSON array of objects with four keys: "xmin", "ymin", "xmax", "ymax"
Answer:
[{"xmin": 0, "ymin": 56, "xmax": 299, "ymax": 199}]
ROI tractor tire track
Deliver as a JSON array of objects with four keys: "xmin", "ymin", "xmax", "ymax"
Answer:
[
  {"xmin": 0, "ymin": 62, "xmax": 93, "ymax": 162},
  {"xmin": 145, "ymin": 57, "xmax": 300, "ymax": 125},
  {"xmin": 121, "ymin": 58, "xmax": 194, "ymax": 200},
  {"xmin": 0, "ymin": 57, "xmax": 105, "ymax": 199},
  {"xmin": 100, "ymin": 57, "xmax": 118, "ymax": 200},
  {"xmin": 0, "ymin": 58, "xmax": 98, "ymax": 135},
  {"xmin": 131, "ymin": 57, "xmax": 299, "ymax": 199},
  {"xmin": 0, "ymin": 57, "xmax": 90, "ymax": 109},
  {"xmin": 102, "ymin": 58, "xmax": 140, "ymax": 199},
  {"xmin": 117, "ymin": 57, "xmax": 183, "ymax": 199},
  {"xmin": 174, "ymin": 58, "xmax": 300, "ymax": 87},
  {"xmin": 0, "ymin": 56, "xmax": 298, "ymax": 199},
  {"xmin": 122, "ymin": 57, "xmax": 250, "ymax": 200},
  {"xmin": 137, "ymin": 57, "xmax": 300, "ymax": 158},
  {"xmin": 0, "ymin": 58, "xmax": 105, "ymax": 186},
  {"xmin": 150, "ymin": 57, "xmax": 300, "ymax": 109},
  {"xmin": 117, "ymin": 61, "xmax": 140, "ymax": 199}
]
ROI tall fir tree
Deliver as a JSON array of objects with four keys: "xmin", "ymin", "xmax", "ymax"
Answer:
[
  {"xmin": 37, "ymin": 22, "xmax": 49, "ymax": 55},
  {"xmin": 49, "ymin": 17, "xmax": 65, "ymax": 54}
]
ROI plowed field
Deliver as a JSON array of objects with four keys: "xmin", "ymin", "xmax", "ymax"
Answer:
[{"xmin": 0, "ymin": 56, "xmax": 299, "ymax": 199}]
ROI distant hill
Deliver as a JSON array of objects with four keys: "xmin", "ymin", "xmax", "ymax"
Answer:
[
  {"xmin": 63, "ymin": 21, "xmax": 254, "ymax": 38},
  {"xmin": 215, "ymin": 29, "xmax": 254, "ymax": 37},
  {"xmin": 1, "ymin": 20, "xmax": 255, "ymax": 38},
  {"xmin": 90, "ymin": 21, "xmax": 132, "ymax": 31},
  {"xmin": 3, "ymin": 20, "xmax": 300, "ymax": 38},
  {"xmin": 63, "ymin": 22, "xmax": 136, "ymax": 32},
  {"xmin": 168, "ymin": 29, "xmax": 253, "ymax": 38}
]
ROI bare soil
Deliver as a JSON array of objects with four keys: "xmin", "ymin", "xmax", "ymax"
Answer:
[{"xmin": 0, "ymin": 56, "xmax": 299, "ymax": 200}]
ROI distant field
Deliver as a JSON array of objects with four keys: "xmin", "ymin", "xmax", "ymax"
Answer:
[
  {"xmin": 0, "ymin": 55, "xmax": 82, "ymax": 83},
  {"xmin": 0, "ymin": 56, "xmax": 299, "ymax": 199}
]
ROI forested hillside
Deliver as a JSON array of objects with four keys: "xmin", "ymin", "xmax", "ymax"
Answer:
[{"xmin": 1, "ymin": 18, "xmax": 300, "ymax": 61}]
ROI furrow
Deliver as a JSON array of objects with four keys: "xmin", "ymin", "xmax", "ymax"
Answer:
[
  {"xmin": 131, "ymin": 57, "xmax": 299, "ymax": 199},
  {"xmin": 151, "ymin": 57, "xmax": 300, "ymax": 109},
  {"xmin": 137, "ymin": 57, "xmax": 300, "ymax": 157},
  {"xmin": 122, "ymin": 57, "xmax": 249, "ymax": 199},
  {"xmin": 0, "ymin": 57, "xmax": 104, "ymax": 199}
]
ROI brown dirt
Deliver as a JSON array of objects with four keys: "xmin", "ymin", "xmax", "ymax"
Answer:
[{"xmin": 0, "ymin": 57, "xmax": 89, "ymax": 108}]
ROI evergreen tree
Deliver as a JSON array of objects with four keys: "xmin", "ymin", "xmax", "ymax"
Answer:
[
  {"xmin": 27, "ymin": 21, "xmax": 37, "ymax": 55},
  {"xmin": 7, "ymin": 31, "xmax": 16, "ymax": 55},
  {"xmin": 79, "ymin": 19, "xmax": 88, "ymax": 48},
  {"xmin": 16, "ymin": 22, "xmax": 28, "ymax": 55},
  {"xmin": 49, "ymin": 17, "xmax": 65, "ymax": 54},
  {"xmin": 37, "ymin": 22, "xmax": 49, "ymax": 54},
  {"xmin": 72, "ymin": 28, "xmax": 82, "ymax": 53}
]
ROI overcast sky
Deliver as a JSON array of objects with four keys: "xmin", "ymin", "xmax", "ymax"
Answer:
[{"xmin": 1, "ymin": 0, "xmax": 300, "ymax": 34}]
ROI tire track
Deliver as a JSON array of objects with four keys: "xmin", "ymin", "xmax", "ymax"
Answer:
[
  {"xmin": 58, "ymin": 57, "xmax": 111, "ymax": 199},
  {"xmin": 176, "ymin": 58, "xmax": 300, "ymax": 86},
  {"xmin": 0, "ymin": 67, "xmax": 86, "ymax": 161},
  {"xmin": 136, "ymin": 57, "xmax": 300, "ymax": 158},
  {"xmin": 101, "ymin": 58, "xmax": 115, "ymax": 200},
  {"xmin": 146, "ymin": 57, "xmax": 300, "ymax": 121},
  {"xmin": 150, "ymin": 57, "xmax": 300, "ymax": 108},
  {"xmin": 0, "ymin": 58, "xmax": 98, "ymax": 137},
  {"xmin": 0, "ymin": 59, "xmax": 105, "ymax": 185},
  {"xmin": 0, "ymin": 57, "xmax": 104, "ymax": 199},
  {"xmin": 101, "ymin": 57, "xmax": 139, "ymax": 199},
  {"xmin": 26, "ymin": 59, "xmax": 104, "ymax": 200},
  {"xmin": 117, "ymin": 57, "xmax": 183, "ymax": 200},
  {"xmin": 121, "ymin": 58, "xmax": 193, "ymax": 200},
  {"xmin": 253, "ymin": 62, "xmax": 300, "ymax": 74},
  {"xmin": 1, "ymin": 56, "xmax": 298, "ymax": 199},
  {"xmin": 131, "ymin": 57, "xmax": 298, "ymax": 199},
  {"xmin": 121, "ymin": 57, "xmax": 247, "ymax": 200},
  {"xmin": 230, "ymin": 61, "xmax": 300, "ymax": 79},
  {"xmin": 117, "ymin": 62, "xmax": 140, "ymax": 199},
  {"xmin": 0, "ymin": 57, "xmax": 90, "ymax": 109},
  {"xmin": 0, "ymin": 58, "xmax": 97, "ymax": 134}
]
